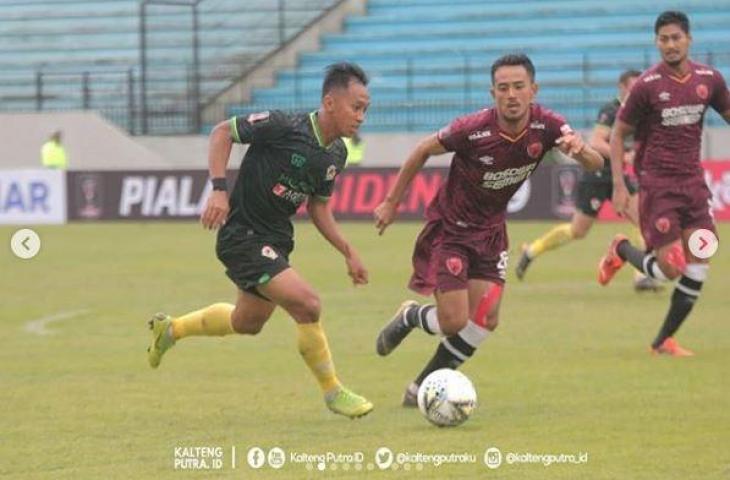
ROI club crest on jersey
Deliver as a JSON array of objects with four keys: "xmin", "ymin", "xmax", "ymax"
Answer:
[
  {"xmin": 325, "ymin": 165, "xmax": 337, "ymax": 181},
  {"xmin": 291, "ymin": 153, "xmax": 307, "ymax": 168},
  {"xmin": 527, "ymin": 142, "xmax": 543, "ymax": 159},
  {"xmin": 696, "ymin": 84, "xmax": 709, "ymax": 100},
  {"xmin": 446, "ymin": 257, "xmax": 463, "ymax": 276},
  {"xmin": 590, "ymin": 198, "xmax": 602, "ymax": 212},
  {"xmin": 655, "ymin": 217, "xmax": 671, "ymax": 234},
  {"xmin": 247, "ymin": 111, "xmax": 270, "ymax": 124},
  {"xmin": 659, "ymin": 91, "xmax": 671, "ymax": 102},
  {"xmin": 261, "ymin": 245, "xmax": 278, "ymax": 260}
]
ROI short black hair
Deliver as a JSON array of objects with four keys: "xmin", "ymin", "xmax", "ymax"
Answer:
[
  {"xmin": 655, "ymin": 10, "xmax": 690, "ymax": 34},
  {"xmin": 619, "ymin": 69, "xmax": 641, "ymax": 84},
  {"xmin": 491, "ymin": 53, "xmax": 535, "ymax": 83},
  {"xmin": 322, "ymin": 62, "xmax": 368, "ymax": 98}
]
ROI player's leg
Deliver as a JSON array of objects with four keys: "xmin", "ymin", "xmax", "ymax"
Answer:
[
  {"xmin": 147, "ymin": 290, "xmax": 275, "ymax": 369},
  {"xmin": 517, "ymin": 178, "xmax": 599, "ymax": 280},
  {"xmin": 598, "ymin": 187, "xmax": 685, "ymax": 285},
  {"xmin": 258, "ymin": 268, "xmax": 373, "ymax": 418},
  {"xmin": 403, "ymin": 281, "xmax": 504, "ymax": 406},
  {"xmin": 650, "ymin": 226, "xmax": 711, "ymax": 356},
  {"xmin": 376, "ymin": 220, "xmax": 444, "ymax": 355},
  {"xmin": 625, "ymin": 192, "xmax": 663, "ymax": 291},
  {"xmin": 403, "ymin": 229, "xmax": 508, "ymax": 406}
]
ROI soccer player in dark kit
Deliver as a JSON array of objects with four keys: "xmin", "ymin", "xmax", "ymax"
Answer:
[
  {"xmin": 373, "ymin": 53, "xmax": 604, "ymax": 406},
  {"xmin": 599, "ymin": 11, "xmax": 730, "ymax": 356},
  {"xmin": 147, "ymin": 63, "xmax": 374, "ymax": 418}
]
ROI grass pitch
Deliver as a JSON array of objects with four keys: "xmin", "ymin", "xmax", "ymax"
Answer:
[{"xmin": 2, "ymin": 221, "xmax": 729, "ymax": 479}]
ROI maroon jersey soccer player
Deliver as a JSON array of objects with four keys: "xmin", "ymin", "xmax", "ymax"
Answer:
[
  {"xmin": 372, "ymin": 53, "xmax": 603, "ymax": 406},
  {"xmin": 599, "ymin": 11, "xmax": 730, "ymax": 356}
]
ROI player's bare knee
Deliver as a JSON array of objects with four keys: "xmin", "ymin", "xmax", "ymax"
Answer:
[
  {"xmin": 439, "ymin": 313, "xmax": 468, "ymax": 336},
  {"xmin": 290, "ymin": 294, "xmax": 321, "ymax": 324},
  {"xmin": 656, "ymin": 257, "xmax": 681, "ymax": 280},
  {"xmin": 572, "ymin": 228, "xmax": 588, "ymax": 240},
  {"xmin": 231, "ymin": 310, "xmax": 267, "ymax": 335}
]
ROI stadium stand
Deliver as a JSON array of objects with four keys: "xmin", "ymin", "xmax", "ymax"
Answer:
[
  {"xmin": 1, "ymin": 0, "xmax": 728, "ymax": 134},
  {"xmin": 0, "ymin": 0, "xmax": 340, "ymax": 134},
  {"xmin": 230, "ymin": 0, "xmax": 730, "ymax": 131}
]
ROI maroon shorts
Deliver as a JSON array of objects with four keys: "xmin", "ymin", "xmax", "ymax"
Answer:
[
  {"xmin": 409, "ymin": 219, "xmax": 508, "ymax": 296},
  {"xmin": 639, "ymin": 178, "xmax": 716, "ymax": 250}
]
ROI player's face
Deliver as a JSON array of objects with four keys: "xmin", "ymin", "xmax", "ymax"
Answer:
[
  {"xmin": 490, "ymin": 66, "xmax": 537, "ymax": 123},
  {"xmin": 618, "ymin": 76, "xmax": 638, "ymax": 101},
  {"xmin": 656, "ymin": 24, "xmax": 691, "ymax": 67},
  {"xmin": 325, "ymin": 80, "xmax": 370, "ymax": 138}
]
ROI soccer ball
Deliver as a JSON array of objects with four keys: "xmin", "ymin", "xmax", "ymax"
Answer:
[{"xmin": 417, "ymin": 369, "xmax": 477, "ymax": 427}]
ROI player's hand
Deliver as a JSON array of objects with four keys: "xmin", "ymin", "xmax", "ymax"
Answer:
[
  {"xmin": 345, "ymin": 252, "xmax": 369, "ymax": 286},
  {"xmin": 612, "ymin": 182, "xmax": 630, "ymax": 217},
  {"xmin": 374, "ymin": 200, "xmax": 398, "ymax": 236},
  {"xmin": 556, "ymin": 132, "xmax": 585, "ymax": 156},
  {"xmin": 201, "ymin": 191, "xmax": 229, "ymax": 230}
]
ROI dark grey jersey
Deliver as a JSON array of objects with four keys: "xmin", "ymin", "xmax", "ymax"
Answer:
[{"xmin": 227, "ymin": 110, "xmax": 347, "ymax": 240}]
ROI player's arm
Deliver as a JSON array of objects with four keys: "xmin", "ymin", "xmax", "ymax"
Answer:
[
  {"xmin": 201, "ymin": 119, "xmax": 234, "ymax": 230},
  {"xmin": 556, "ymin": 132, "xmax": 603, "ymax": 172},
  {"xmin": 588, "ymin": 123, "xmax": 612, "ymax": 159},
  {"xmin": 374, "ymin": 133, "xmax": 446, "ymax": 235},
  {"xmin": 307, "ymin": 196, "xmax": 368, "ymax": 285},
  {"xmin": 609, "ymin": 119, "xmax": 636, "ymax": 215}
]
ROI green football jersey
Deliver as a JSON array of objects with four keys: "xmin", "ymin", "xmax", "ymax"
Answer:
[{"xmin": 227, "ymin": 110, "xmax": 347, "ymax": 240}]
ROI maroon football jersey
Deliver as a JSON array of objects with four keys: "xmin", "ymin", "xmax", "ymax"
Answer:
[
  {"xmin": 618, "ymin": 60, "xmax": 730, "ymax": 186},
  {"xmin": 432, "ymin": 103, "xmax": 571, "ymax": 229}
]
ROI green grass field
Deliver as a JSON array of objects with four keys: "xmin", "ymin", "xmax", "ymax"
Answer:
[{"xmin": 2, "ymin": 221, "xmax": 729, "ymax": 479}]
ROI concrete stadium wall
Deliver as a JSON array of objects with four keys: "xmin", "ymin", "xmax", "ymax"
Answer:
[{"xmin": 1, "ymin": 112, "xmax": 728, "ymax": 170}]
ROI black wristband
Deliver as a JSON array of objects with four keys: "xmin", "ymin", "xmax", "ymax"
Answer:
[{"xmin": 211, "ymin": 177, "xmax": 227, "ymax": 191}]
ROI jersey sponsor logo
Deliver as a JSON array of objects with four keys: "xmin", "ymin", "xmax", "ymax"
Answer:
[
  {"xmin": 695, "ymin": 69, "xmax": 714, "ymax": 76},
  {"xmin": 325, "ymin": 165, "xmax": 337, "ymax": 181},
  {"xmin": 445, "ymin": 256, "xmax": 463, "ymax": 276},
  {"xmin": 655, "ymin": 217, "xmax": 671, "ymax": 234},
  {"xmin": 661, "ymin": 104, "xmax": 705, "ymax": 126},
  {"xmin": 643, "ymin": 73, "xmax": 661, "ymax": 83},
  {"xmin": 479, "ymin": 155, "xmax": 494, "ymax": 165},
  {"xmin": 481, "ymin": 162, "xmax": 538, "ymax": 190},
  {"xmin": 272, "ymin": 183, "xmax": 287, "ymax": 196},
  {"xmin": 527, "ymin": 142, "xmax": 543, "ymax": 159},
  {"xmin": 468, "ymin": 130, "xmax": 491, "ymax": 141},
  {"xmin": 272, "ymin": 183, "xmax": 308, "ymax": 205},
  {"xmin": 529, "ymin": 121, "xmax": 545, "ymax": 130},
  {"xmin": 247, "ymin": 111, "xmax": 270, "ymax": 124},
  {"xmin": 659, "ymin": 91, "xmax": 671, "ymax": 102},
  {"xmin": 696, "ymin": 84, "xmax": 709, "ymax": 100},
  {"xmin": 290, "ymin": 153, "xmax": 307, "ymax": 168},
  {"xmin": 261, "ymin": 245, "xmax": 279, "ymax": 260}
]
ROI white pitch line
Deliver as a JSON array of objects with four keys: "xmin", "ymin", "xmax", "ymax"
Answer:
[{"xmin": 24, "ymin": 309, "xmax": 90, "ymax": 336}]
